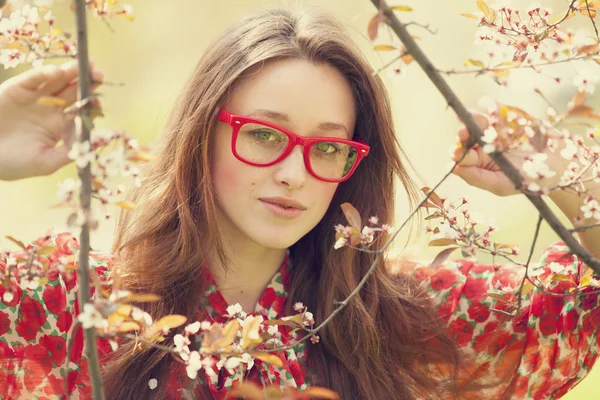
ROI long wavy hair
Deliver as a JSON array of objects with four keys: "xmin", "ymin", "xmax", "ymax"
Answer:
[{"xmin": 102, "ymin": 7, "xmax": 473, "ymax": 400}]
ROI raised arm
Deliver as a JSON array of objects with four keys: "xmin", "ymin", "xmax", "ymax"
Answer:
[{"xmin": 392, "ymin": 241, "xmax": 599, "ymax": 399}]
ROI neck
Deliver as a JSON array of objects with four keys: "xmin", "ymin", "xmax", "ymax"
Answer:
[{"xmin": 206, "ymin": 235, "xmax": 287, "ymax": 314}]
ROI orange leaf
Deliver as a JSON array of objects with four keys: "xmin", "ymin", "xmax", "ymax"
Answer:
[
  {"xmin": 576, "ymin": 43, "xmax": 600, "ymax": 56},
  {"xmin": 147, "ymin": 314, "xmax": 187, "ymax": 336},
  {"xmin": 126, "ymin": 151, "xmax": 154, "ymax": 162},
  {"xmin": 464, "ymin": 58, "xmax": 485, "ymax": 68},
  {"xmin": 430, "ymin": 247, "xmax": 458, "ymax": 268},
  {"xmin": 367, "ymin": 13, "xmax": 384, "ymax": 40},
  {"xmin": 117, "ymin": 321, "xmax": 141, "ymax": 332},
  {"xmin": 212, "ymin": 319, "xmax": 240, "ymax": 348},
  {"xmin": 460, "ymin": 13, "xmax": 479, "ymax": 19},
  {"xmin": 37, "ymin": 246, "xmax": 57, "ymax": 256},
  {"xmin": 300, "ymin": 387, "xmax": 340, "ymax": 399},
  {"xmin": 5, "ymin": 236, "xmax": 26, "ymax": 250},
  {"xmin": 115, "ymin": 201, "xmax": 136, "ymax": 210},
  {"xmin": 428, "ymin": 238, "xmax": 457, "ymax": 247},
  {"xmin": 340, "ymin": 203, "xmax": 362, "ymax": 230},
  {"xmin": 421, "ymin": 187, "xmax": 443, "ymax": 208},
  {"xmin": 487, "ymin": 292, "xmax": 510, "ymax": 303},
  {"xmin": 227, "ymin": 381, "xmax": 265, "ymax": 400},
  {"xmin": 37, "ymin": 96, "xmax": 67, "ymax": 106},
  {"xmin": 390, "ymin": 5, "xmax": 413, "ymax": 11},
  {"xmin": 251, "ymin": 352, "xmax": 284, "ymax": 367},
  {"xmin": 373, "ymin": 44, "xmax": 397, "ymax": 51},
  {"xmin": 241, "ymin": 317, "xmax": 264, "ymax": 350},
  {"xmin": 569, "ymin": 91, "xmax": 588, "ymax": 109},
  {"xmin": 118, "ymin": 293, "xmax": 161, "ymax": 303},
  {"xmin": 401, "ymin": 53, "xmax": 414, "ymax": 64}
]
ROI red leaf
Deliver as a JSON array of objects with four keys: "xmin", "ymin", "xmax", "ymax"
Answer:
[
  {"xmin": 367, "ymin": 13, "xmax": 384, "ymax": 40},
  {"xmin": 430, "ymin": 247, "xmax": 458, "ymax": 268},
  {"xmin": 340, "ymin": 203, "xmax": 362, "ymax": 230}
]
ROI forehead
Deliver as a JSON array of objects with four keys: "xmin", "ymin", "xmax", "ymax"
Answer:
[{"xmin": 226, "ymin": 59, "xmax": 357, "ymax": 135}]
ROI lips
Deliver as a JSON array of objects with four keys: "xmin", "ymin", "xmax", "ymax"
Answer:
[{"xmin": 259, "ymin": 197, "xmax": 307, "ymax": 210}]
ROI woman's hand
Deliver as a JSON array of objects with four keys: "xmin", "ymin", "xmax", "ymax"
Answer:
[
  {"xmin": 450, "ymin": 110, "xmax": 569, "ymax": 196},
  {"xmin": 0, "ymin": 60, "xmax": 103, "ymax": 181}
]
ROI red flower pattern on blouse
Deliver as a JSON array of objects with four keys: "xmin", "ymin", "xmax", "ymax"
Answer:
[{"xmin": 0, "ymin": 229, "xmax": 598, "ymax": 399}]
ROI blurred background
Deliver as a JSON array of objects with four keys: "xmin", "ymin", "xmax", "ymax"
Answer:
[{"xmin": 1, "ymin": 0, "xmax": 599, "ymax": 398}]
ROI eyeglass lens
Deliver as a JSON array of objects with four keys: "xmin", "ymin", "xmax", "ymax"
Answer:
[{"xmin": 235, "ymin": 122, "xmax": 358, "ymax": 180}]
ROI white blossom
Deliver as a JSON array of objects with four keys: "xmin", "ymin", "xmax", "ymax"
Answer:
[
  {"xmin": 186, "ymin": 351, "xmax": 202, "ymax": 379},
  {"xmin": 185, "ymin": 321, "xmax": 201, "ymax": 334},
  {"xmin": 334, "ymin": 237, "xmax": 347, "ymax": 249},
  {"xmin": 547, "ymin": 262, "xmax": 566, "ymax": 274},
  {"xmin": 68, "ymin": 141, "xmax": 95, "ymax": 168},
  {"xmin": 3, "ymin": 291, "xmax": 14, "ymax": 303},
  {"xmin": 560, "ymin": 139, "xmax": 578, "ymax": 161},
  {"xmin": 522, "ymin": 153, "xmax": 556, "ymax": 179},
  {"xmin": 77, "ymin": 303, "xmax": 104, "ymax": 329},
  {"xmin": 581, "ymin": 197, "xmax": 600, "ymax": 220},
  {"xmin": 226, "ymin": 303, "xmax": 243, "ymax": 317},
  {"xmin": 56, "ymin": 179, "xmax": 81, "ymax": 203},
  {"xmin": 148, "ymin": 378, "xmax": 157, "ymax": 390}
]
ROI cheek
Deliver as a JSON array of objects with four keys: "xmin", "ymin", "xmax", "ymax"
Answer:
[{"xmin": 313, "ymin": 183, "xmax": 339, "ymax": 213}]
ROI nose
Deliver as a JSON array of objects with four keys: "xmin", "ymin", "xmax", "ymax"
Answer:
[{"xmin": 273, "ymin": 145, "xmax": 308, "ymax": 190}]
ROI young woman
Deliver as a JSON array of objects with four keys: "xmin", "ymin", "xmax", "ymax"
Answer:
[{"xmin": 0, "ymin": 7, "xmax": 599, "ymax": 400}]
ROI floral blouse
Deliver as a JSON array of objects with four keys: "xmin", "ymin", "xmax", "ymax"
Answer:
[{"xmin": 0, "ymin": 229, "xmax": 598, "ymax": 399}]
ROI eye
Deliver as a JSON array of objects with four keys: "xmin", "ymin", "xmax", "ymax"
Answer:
[
  {"xmin": 315, "ymin": 142, "xmax": 339, "ymax": 153},
  {"xmin": 252, "ymin": 130, "xmax": 275, "ymax": 141}
]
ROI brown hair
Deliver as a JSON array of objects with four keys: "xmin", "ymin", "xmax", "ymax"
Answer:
[{"xmin": 102, "ymin": 7, "xmax": 471, "ymax": 400}]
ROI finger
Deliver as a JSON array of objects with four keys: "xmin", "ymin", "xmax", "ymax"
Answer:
[
  {"xmin": 37, "ymin": 60, "xmax": 83, "ymax": 96},
  {"xmin": 456, "ymin": 110, "xmax": 492, "ymax": 142},
  {"xmin": 55, "ymin": 69, "xmax": 104, "ymax": 105},
  {"xmin": 452, "ymin": 166, "xmax": 511, "ymax": 196},
  {"xmin": 38, "ymin": 144, "xmax": 73, "ymax": 177},
  {"xmin": 450, "ymin": 145, "xmax": 479, "ymax": 166},
  {"xmin": 11, "ymin": 64, "xmax": 62, "ymax": 91}
]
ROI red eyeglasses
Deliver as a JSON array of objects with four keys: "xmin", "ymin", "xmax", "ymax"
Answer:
[{"xmin": 217, "ymin": 109, "xmax": 370, "ymax": 183}]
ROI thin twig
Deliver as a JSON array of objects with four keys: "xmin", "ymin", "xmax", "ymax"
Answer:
[
  {"xmin": 371, "ymin": 0, "xmax": 600, "ymax": 274},
  {"xmin": 584, "ymin": 0, "xmax": 600, "ymax": 42},
  {"xmin": 73, "ymin": 0, "xmax": 105, "ymax": 399}
]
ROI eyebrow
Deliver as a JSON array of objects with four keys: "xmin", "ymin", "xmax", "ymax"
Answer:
[{"xmin": 247, "ymin": 109, "xmax": 349, "ymax": 134}]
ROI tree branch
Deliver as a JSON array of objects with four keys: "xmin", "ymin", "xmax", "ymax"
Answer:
[
  {"xmin": 73, "ymin": 0, "xmax": 105, "ymax": 399},
  {"xmin": 370, "ymin": 0, "xmax": 600, "ymax": 274}
]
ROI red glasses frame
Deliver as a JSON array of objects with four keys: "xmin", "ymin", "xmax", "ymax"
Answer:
[{"xmin": 217, "ymin": 109, "xmax": 370, "ymax": 183}]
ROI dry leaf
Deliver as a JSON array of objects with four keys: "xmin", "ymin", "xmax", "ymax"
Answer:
[
  {"xmin": 428, "ymin": 238, "xmax": 457, "ymax": 247},
  {"xmin": 300, "ymin": 387, "xmax": 341, "ymax": 399},
  {"xmin": 367, "ymin": 13, "xmax": 384, "ymax": 40},
  {"xmin": 390, "ymin": 5, "xmax": 413, "ymax": 11},
  {"xmin": 464, "ymin": 59, "xmax": 485, "ymax": 68},
  {"xmin": 115, "ymin": 201, "xmax": 136, "ymax": 210},
  {"xmin": 430, "ymin": 247, "xmax": 458, "ymax": 268},
  {"xmin": 37, "ymin": 97, "xmax": 67, "ymax": 106},
  {"xmin": 373, "ymin": 44, "xmax": 397, "ymax": 51},
  {"xmin": 227, "ymin": 381, "xmax": 264, "ymax": 400},
  {"xmin": 251, "ymin": 352, "xmax": 284, "ymax": 367},
  {"xmin": 340, "ymin": 203, "xmax": 362, "ymax": 230}
]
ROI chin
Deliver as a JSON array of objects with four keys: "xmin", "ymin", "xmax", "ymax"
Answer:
[{"xmin": 249, "ymin": 229, "xmax": 306, "ymax": 250}]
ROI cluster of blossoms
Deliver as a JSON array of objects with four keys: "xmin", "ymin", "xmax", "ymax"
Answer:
[
  {"xmin": 172, "ymin": 301, "xmax": 318, "ymax": 382},
  {"xmin": 56, "ymin": 128, "xmax": 150, "ymax": 226},
  {"xmin": 463, "ymin": 0, "xmax": 600, "ymax": 90},
  {"xmin": 421, "ymin": 187, "xmax": 519, "ymax": 259},
  {"xmin": 333, "ymin": 204, "xmax": 394, "ymax": 250},
  {"xmin": 84, "ymin": 0, "xmax": 134, "ymax": 21},
  {"xmin": 0, "ymin": 1, "xmax": 134, "ymax": 69},
  {"xmin": 0, "ymin": 4, "xmax": 74, "ymax": 68},
  {"xmin": 475, "ymin": 99, "xmax": 600, "ymax": 199}
]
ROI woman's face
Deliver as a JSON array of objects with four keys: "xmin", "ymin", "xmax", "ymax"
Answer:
[{"xmin": 211, "ymin": 59, "xmax": 356, "ymax": 250}]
